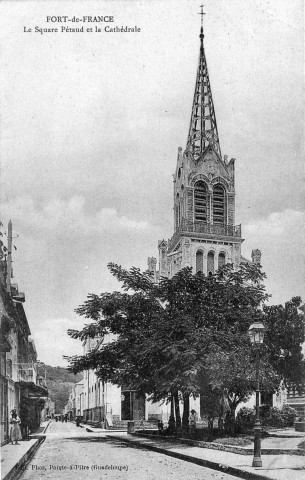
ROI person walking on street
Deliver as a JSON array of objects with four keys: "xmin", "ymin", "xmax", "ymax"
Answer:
[{"xmin": 10, "ymin": 408, "xmax": 22, "ymax": 445}]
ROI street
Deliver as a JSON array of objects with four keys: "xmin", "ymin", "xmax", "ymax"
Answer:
[{"xmin": 19, "ymin": 421, "xmax": 239, "ymax": 480}]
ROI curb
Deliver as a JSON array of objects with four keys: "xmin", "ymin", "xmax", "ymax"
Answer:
[
  {"xmin": 109, "ymin": 435, "xmax": 274, "ymax": 480},
  {"xmin": 266, "ymin": 433, "xmax": 305, "ymax": 439},
  {"xmin": 2, "ymin": 436, "xmax": 45, "ymax": 480},
  {"xmin": 41, "ymin": 420, "xmax": 51, "ymax": 435},
  {"xmin": 132, "ymin": 432, "xmax": 305, "ymax": 456},
  {"xmin": 81, "ymin": 424, "xmax": 127, "ymax": 433}
]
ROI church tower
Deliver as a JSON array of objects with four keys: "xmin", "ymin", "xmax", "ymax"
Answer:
[{"xmin": 159, "ymin": 17, "xmax": 244, "ymax": 278}]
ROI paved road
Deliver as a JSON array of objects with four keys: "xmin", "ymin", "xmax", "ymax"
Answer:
[{"xmin": 19, "ymin": 421, "xmax": 239, "ymax": 480}]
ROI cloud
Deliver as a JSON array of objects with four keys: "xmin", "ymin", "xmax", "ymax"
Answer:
[
  {"xmin": 1, "ymin": 195, "xmax": 150, "ymax": 236},
  {"xmin": 243, "ymin": 209, "xmax": 305, "ymax": 305},
  {"xmin": 31, "ymin": 317, "xmax": 84, "ymax": 367},
  {"xmin": 245, "ymin": 210, "xmax": 304, "ymax": 239}
]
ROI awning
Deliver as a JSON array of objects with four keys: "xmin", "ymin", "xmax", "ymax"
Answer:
[{"xmin": 15, "ymin": 381, "xmax": 48, "ymax": 397}]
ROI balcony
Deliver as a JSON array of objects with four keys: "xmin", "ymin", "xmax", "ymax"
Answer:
[
  {"xmin": 168, "ymin": 220, "xmax": 242, "ymax": 252},
  {"xmin": 17, "ymin": 365, "xmax": 35, "ymax": 383}
]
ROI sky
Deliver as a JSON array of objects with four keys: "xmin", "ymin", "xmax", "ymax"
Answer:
[{"xmin": 0, "ymin": 0, "xmax": 304, "ymax": 366}]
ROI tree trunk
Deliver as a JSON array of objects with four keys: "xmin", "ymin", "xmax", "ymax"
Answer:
[
  {"xmin": 225, "ymin": 405, "xmax": 236, "ymax": 435},
  {"xmin": 174, "ymin": 390, "xmax": 181, "ymax": 429},
  {"xmin": 182, "ymin": 393, "xmax": 190, "ymax": 435},
  {"xmin": 167, "ymin": 395, "xmax": 176, "ymax": 435},
  {"xmin": 208, "ymin": 416, "xmax": 214, "ymax": 432}
]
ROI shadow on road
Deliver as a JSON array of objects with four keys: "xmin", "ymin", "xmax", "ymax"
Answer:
[
  {"xmin": 64, "ymin": 436, "xmax": 146, "ymax": 449},
  {"xmin": 65, "ymin": 436, "xmax": 194, "ymax": 453}
]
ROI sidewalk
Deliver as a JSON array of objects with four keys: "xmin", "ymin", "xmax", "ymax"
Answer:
[
  {"xmin": 1, "ymin": 421, "xmax": 49, "ymax": 480},
  {"xmin": 78, "ymin": 422, "xmax": 128, "ymax": 434},
  {"xmin": 1, "ymin": 422, "xmax": 304, "ymax": 480},
  {"xmin": 109, "ymin": 433, "xmax": 305, "ymax": 480}
]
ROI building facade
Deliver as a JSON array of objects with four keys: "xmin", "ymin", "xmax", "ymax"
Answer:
[{"xmin": 0, "ymin": 221, "xmax": 48, "ymax": 444}]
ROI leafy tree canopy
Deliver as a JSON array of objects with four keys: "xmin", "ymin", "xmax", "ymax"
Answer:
[
  {"xmin": 263, "ymin": 297, "xmax": 305, "ymax": 390},
  {"xmin": 64, "ymin": 261, "xmax": 304, "ymax": 415}
]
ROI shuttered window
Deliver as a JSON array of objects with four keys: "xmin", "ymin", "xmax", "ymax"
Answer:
[
  {"xmin": 213, "ymin": 184, "xmax": 225, "ymax": 225},
  {"xmin": 194, "ymin": 181, "xmax": 207, "ymax": 222}
]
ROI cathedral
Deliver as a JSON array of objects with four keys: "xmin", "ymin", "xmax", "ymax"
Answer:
[
  {"xmin": 148, "ymin": 20, "xmax": 260, "ymax": 283},
  {"xmin": 67, "ymin": 18, "xmax": 265, "ymax": 425}
]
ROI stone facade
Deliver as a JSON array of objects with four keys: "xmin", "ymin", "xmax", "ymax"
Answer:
[{"xmin": 161, "ymin": 145, "xmax": 243, "ymax": 279}]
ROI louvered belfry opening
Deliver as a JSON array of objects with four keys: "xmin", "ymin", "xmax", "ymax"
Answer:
[
  {"xmin": 218, "ymin": 252, "xmax": 226, "ymax": 269},
  {"xmin": 207, "ymin": 251, "xmax": 215, "ymax": 275},
  {"xmin": 213, "ymin": 184, "xmax": 225, "ymax": 225},
  {"xmin": 194, "ymin": 181, "xmax": 208, "ymax": 222},
  {"xmin": 196, "ymin": 250, "xmax": 204, "ymax": 273}
]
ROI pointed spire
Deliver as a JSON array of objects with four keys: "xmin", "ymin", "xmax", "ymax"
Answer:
[{"xmin": 186, "ymin": 8, "xmax": 221, "ymax": 160}]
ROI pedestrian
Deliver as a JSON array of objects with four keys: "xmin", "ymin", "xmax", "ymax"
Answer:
[
  {"xmin": 19, "ymin": 403, "xmax": 30, "ymax": 440},
  {"xmin": 75, "ymin": 416, "xmax": 81, "ymax": 427},
  {"xmin": 189, "ymin": 409, "xmax": 197, "ymax": 437},
  {"xmin": 158, "ymin": 419, "xmax": 164, "ymax": 436},
  {"xmin": 139, "ymin": 417, "xmax": 145, "ymax": 430},
  {"xmin": 10, "ymin": 408, "xmax": 22, "ymax": 445},
  {"xmin": 64, "ymin": 414, "xmax": 68, "ymax": 423}
]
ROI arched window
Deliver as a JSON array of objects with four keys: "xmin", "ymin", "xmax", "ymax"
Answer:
[
  {"xmin": 218, "ymin": 252, "xmax": 226, "ymax": 269},
  {"xmin": 196, "ymin": 250, "xmax": 204, "ymax": 273},
  {"xmin": 194, "ymin": 181, "xmax": 208, "ymax": 222},
  {"xmin": 213, "ymin": 184, "xmax": 225, "ymax": 225},
  {"xmin": 207, "ymin": 251, "xmax": 215, "ymax": 275}
]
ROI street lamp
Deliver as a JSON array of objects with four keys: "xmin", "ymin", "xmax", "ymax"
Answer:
[{"xmin": 248, "ymin": 321, "xmax": 265, "ymax": 468}]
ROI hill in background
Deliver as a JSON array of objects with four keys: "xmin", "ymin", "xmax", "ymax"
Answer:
[{"xmin": 42, "ymin": 364, "xmax": 83, "ymax": 413}]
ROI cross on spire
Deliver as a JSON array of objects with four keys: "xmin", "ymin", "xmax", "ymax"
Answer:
[
  {"xmin": 186, "ymin": 9, "xmax": 222, "ymax": 160},
  {"xmin": 198, "ymin": 5, "xmax": 205, "ymax": 29}
]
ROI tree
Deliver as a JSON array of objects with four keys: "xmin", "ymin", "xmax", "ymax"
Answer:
[
  {"xmin": 66, "ymin": 263, "xmax": 305, "ymax": 432},
  {"xmin": 66, "ymin": 261, "xmax": 274, "ymax": 432},
  {"xmin": 264, "ymin": 297, "xmax": 305, "ymax": 392},
  {"xmin": 202, "ymin": 341, "xmax": 279, "ymax": 433}
]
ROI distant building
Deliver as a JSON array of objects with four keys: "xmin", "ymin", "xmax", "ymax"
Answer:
[{"xmin": 41, "ymin": 398, "xmax": 55, "ymax": 421}]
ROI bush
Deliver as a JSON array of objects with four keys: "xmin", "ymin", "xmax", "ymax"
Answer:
[
  {"xmin": 236, "ymin": 407, "xmax": 255, "ymax": 430},
  {"xmin": 266, "ymin": 407, "xmax": 284, "ymax": 427},
  {"xmin": 263, "ymin": 406, "xmax": 297, "ymax": 427},
  {"xmin": 279, "ymin": 405, "xmax": 297, "ymax": 427},
  {"xmin": 236, "ymin": 405, "xmax": 297, "ymax": 430}
]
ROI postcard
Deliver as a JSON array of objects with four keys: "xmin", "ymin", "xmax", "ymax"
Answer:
[{"xmin": 0, "ymin": 1, "xmax": 304, "ymax": 479}]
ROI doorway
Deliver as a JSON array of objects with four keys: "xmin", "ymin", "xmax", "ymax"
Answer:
[{"xmin": 121, "ymin": 391, "xmax": 145, "ymax": 420}]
